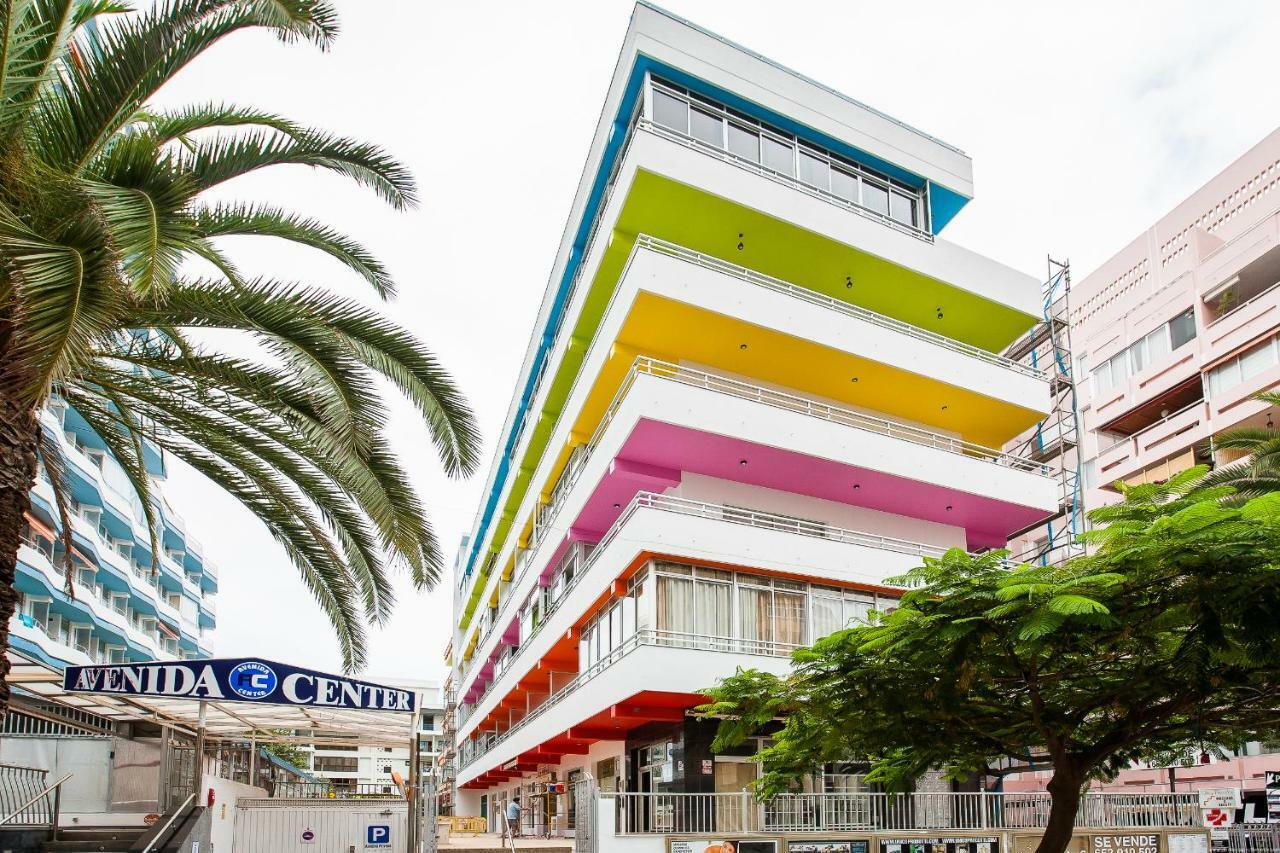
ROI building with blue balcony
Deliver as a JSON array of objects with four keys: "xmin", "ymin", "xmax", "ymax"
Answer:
[{"xmin": 8, "ymin": 400, "xmax": 218, "ymax": 671}]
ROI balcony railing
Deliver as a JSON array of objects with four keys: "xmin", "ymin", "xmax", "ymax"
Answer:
[
  {"xmin": 612, "ymin": 790, "xmax": 1200, "ymax": 835},
  {"xmin": 459, "ymin": 354, "xmax": 1042, "ymax": 698},
  {"xmin": 458, "ymin": 492, "xmax": 939, "ymax": 768},
  {"xmin": 634, "ymin": 234, "xmax": 1047, "ymax": 380},
  {"xmin": 628, "ymin": 358, "xmax": 1049, "ymax": 473}
]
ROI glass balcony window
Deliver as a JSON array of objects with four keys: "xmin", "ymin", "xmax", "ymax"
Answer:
[{"xmin": 645, "ymin": 78, "xmax": 929, "ymax": 233}]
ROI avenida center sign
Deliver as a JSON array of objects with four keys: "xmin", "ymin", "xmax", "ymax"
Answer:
[{"xmin": 62, "ymin": 657, "xmax": 415, "ymax": 712}]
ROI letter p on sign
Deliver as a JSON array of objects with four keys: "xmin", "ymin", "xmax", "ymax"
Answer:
[{"xmin": 366, "ymin": 825, "xmax": 390, "ymax": 847}]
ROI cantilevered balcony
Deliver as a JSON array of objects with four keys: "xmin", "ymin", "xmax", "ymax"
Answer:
[
  {"xmin": 455, "ymin": 489, "xmax": 927, "ymax": 782},
  {"xmin": 454, "ymin": 356, "xmax": 1056, "ymax": 702}
]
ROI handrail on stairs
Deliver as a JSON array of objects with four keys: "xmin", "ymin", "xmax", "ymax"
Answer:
[{"xmin": 0, "ymin": 772, "xmax": 72, "ymax": 841}]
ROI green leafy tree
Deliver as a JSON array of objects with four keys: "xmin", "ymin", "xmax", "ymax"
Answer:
[
  {"xmin": 703, "ymin": 470, "xmax": 1280, "ymax": 853},
  {"xmin": 1196, "ymin": 390, "xmax": 1280, "ymax": 500},
  {"xmin": 0, "ymin": 0, "xmax": 480, "ymax": 713},
  {"xmin": 259, "ymin": 731, "xmax": 310, "ymax": 773}
]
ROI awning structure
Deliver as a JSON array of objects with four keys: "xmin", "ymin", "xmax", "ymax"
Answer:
[{"xmin": 7, "ymin": 648, "xmax": 418, "ymax": 747}]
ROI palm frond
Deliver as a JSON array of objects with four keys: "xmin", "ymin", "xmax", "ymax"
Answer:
[
  {"xmin": 35, "ymin": 0, "xmax": 341, "ymax": 173},
  {"xmin": 181, "ymin": 127, "xmax": 417, "ymax": 209},
  {"xmin": 0, "ymin": 0, "xmax": 77, "ymax": 134},
  {"xmin": 139, "ymin": 102, "xmax": 301, "ymax": 145},
  {"xmin": 0, "ymin": 199, "xmax": 122, "ymax": 404},
  {"xmin": 35, "ymin": 416, "xmax": 74, "ymax": 596},
  {"xmin": 192, "ymin": 201, "xmax": 395, "ymax": 296},
  {"xmin": 133, "ymin": 279, "xmax": 480, "ymax": 477}
]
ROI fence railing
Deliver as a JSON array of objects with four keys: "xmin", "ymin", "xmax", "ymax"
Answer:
[
  {"xmin": 612, "ymin": 791, "xmax": 1200, "ymax": 835},
  {"xmin": 1228, "ymin": 824, "xmax": 1280, "ymax": 853},
  {"xmin": 630, "ymin": 357, "xmax": 1049, "ymax": 474},
  {"xmin": 635, "ymin": 234, "xmax": 1047, "ymax": 380},
  {"xmin": 271, "ymin": 781, "xmax": 405, "ymax": 800},
  {"xmin": 457, "ymin": 490, "xmax": 934, "ymax": 770},
  {"xmin": 0, "ymin": 764, "xmax": 54, "ymax": 827}
]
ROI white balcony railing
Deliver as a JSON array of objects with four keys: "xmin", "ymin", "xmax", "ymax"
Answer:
[
  {"xmin": 612, "ymin": 790, "xmax": 1199, "ymax": 835},
  {"xmin": 458, "ymin": 490, "xmax": 938, "ymax": 769},
  {"xmin": 635, "ymin": 234, "xmax": 1047, "ymax": 380},
  {"xmin": 458, "ymin": 355, "xmax": 1045, "ymax": 696}
]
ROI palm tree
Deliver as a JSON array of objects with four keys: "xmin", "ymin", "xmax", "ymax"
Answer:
[
  {"xmin": 1197, "ymin": 391, "xmax": 1280, "ymax": 500},
  {"xmin": 0, "ymin": 0, "xmax": 481, "ymax": 713}
]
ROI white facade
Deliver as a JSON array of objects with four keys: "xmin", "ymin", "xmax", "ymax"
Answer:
[
  {"xmin": 446, "ymin": 2, "xmax": 1049, "ymax": 837},
  {"xmin": 304, "ymin": 682, "xmax": 446, "ymax": 793},
  {"xmin": 10, "ymin": 403, "xmax": 219, "ymax": 676}
]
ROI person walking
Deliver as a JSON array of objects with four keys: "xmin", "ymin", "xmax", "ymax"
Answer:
[{"xmin": 505, "ymin": 797, "xmax": 522, "ymax": 840}]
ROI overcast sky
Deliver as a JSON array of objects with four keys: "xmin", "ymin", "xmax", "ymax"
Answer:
[{"xmin": 153, "ymin": 0, "xmax": 1280, "ymax": 685}]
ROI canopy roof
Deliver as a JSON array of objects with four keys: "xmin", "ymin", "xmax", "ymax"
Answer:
[{"xmin": 7, "ymin": 649, "xmax": 418, "ymax": 747}]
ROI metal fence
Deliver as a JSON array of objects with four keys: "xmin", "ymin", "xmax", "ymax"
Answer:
[
  {"xmin": 271, "ymin": 781, "xmax": 407, "ymax": 800},
  {"xmin": 0, "ymin": 763, "xmax": 55, "ymax": 827},
  {"xmin": 1229, "ymin": 825, "xmax": 1280, "ymax": 853},
  {"xmin": 613, "ymin": 791, "xmax": 1200, "ymax": 835}
]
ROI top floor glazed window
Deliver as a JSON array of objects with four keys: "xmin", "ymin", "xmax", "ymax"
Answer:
[{"xmin": 647, "ymin": 77, "xmax": 929, "ymax": 234}]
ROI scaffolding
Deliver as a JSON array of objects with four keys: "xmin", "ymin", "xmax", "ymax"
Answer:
[{"xmin": 1004, "ymin": 257, "xmax": 1085, "ymax": 565}]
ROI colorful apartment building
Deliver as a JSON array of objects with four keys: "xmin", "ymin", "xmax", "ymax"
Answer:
[
  {"xmin": 444, "ymin": 3, "xmax": 1059, "ymax": 836},
  {"xmin": 7, "ymin": 398, "xmax": 218, "ymax": 686}
]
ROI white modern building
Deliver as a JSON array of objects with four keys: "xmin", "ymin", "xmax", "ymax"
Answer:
[
  {"xmin": 303, "ymin": 681, "xmax": 446, "ymax": 794},
  {"xmin": 446, "ymin": 1, "xmax": 1056, "ymax": 840},
  {"xmin": 8, "ymin": 399, "xmax": 218, "ymax": 689}
]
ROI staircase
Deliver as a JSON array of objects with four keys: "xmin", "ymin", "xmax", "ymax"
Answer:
[{"xmin": 41, "ymin": 825, "xmax": 147, "ymax": 853}]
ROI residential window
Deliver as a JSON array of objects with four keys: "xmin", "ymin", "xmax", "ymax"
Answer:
[
  {"xmin": 798, "ymin": 147, "xmax": 830, "ymax": 190},
  {"xmin": 727, "ymin": 123, "xmax": 760, "ymax": 162},
  {"xmin": 651, "ymin": 88, "xmax": 688, "ymax": 134},
  {"xmin": 1169, "ymin": 309, "xmax": 1197, "ymax": 349},
  {"xmin": 689, "ymin": 105, "xmax": 723, "ymax": 147},
  {"xmin": 1207, "ymin": 337, "xmax": 1279, "ymax": 398},
  {"xmin": 861, "ymin": 181, "xmax": 890, "ymax": 217},
  {"xmin": 647, "ymin": 77, "xmax": 926, "ymax": 231},
  {"xmin": 761, "ymin": 135, "xmax": 795, "ymax": 176}
]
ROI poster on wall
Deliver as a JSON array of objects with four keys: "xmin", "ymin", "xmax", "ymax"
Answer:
[
  {"xmin": 668, "ymin": 840, "xmax": 781, "ymax": 853},
  {"xmin": 789, "ymin": 841, "xmax": 870, "ymax": 853},
  {"xmin": 880, "ymin": 838, "xmax": 1000, "ymax": 853}
]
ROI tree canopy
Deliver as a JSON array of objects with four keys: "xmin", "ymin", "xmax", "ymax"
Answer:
[
  {"xmin": 0, "ymin": 0, "xmax": 480, "ymax": 712},
  {"xmin": 703, "ymin": 469, "xmax": 1280, "ymax": 853}
]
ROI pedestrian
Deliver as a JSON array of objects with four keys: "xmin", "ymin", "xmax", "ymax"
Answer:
[{"xmin": 506, "ymin": 797, "xmax": 521, "ymax": 839}]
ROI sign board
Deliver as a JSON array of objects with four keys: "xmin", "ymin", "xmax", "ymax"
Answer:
[
  {"xmin": 1167, "ymin": 836, "xmax": 1208, "ymax": 853},
  {"xmin": 790, "ymin": 842, "xmax": 870, "ymax": 853},
  {"xmin": 365, "ymin": 824, "xmax": 391, "ymax": 848},
  {"xmin": 1266, "ymin": 771, "xmax": 1280, "ymax": 823},
  {"xmin": 62, "ymin": 658, "xmax": 415, "ymax": 711},
  {"xmin": 1091, "ymin": 834, "xmax": 1160, "ymax": 853},
  {"xmin": 1198, "ymin": 789, "xmax": 1242, "ymax": 810},
  {"xmin": 668, "ymin": 839, "xmax": 781, "ymax": 853},
  {"xmin": 881, "ymin": 837, "xmax": 1000, "ymax": 853}
]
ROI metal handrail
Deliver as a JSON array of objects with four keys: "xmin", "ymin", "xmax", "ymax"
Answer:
[
  {"xmin": 635, "ymin": 234, "xmax": 1047, "ymax": 380},
  {"xmin": 0, "ymin": 772, "xmax": 71, "ymax": 835},
  {"xmin": 611, "ymin": 789, "xmax": 1200, "ymax": 834},
  {"xmin": 458, "ymin": 490, "xmax": 935, "ymax": 767},
  {"xmin": 630, "ymin": 356, "xmax": 1049, "ymax": 472},
  {"xmin": 464, "ymin": 487, "xmax": 931, "ymax": 725},
  {"xmin": 638, "ymin": 117, "xmax": 935, "ymax": 243},
  {"xmin": 141, "ymin": 792, "xmax": 195, "ymax": 853},
  {"xmin": 457, "ymin": 342, "xmax": 1041, "ymax": 705}
]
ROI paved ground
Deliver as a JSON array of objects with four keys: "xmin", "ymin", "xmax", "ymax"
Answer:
[{"xmin": 438, "ymin": 832, "xmax": 574, "ymax": 851}]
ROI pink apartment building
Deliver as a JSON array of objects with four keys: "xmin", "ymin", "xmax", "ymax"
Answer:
[
  {"xmin": 1005, "ymin": 128, "xmax": 1280, "ymax": 812},
  {"xmin": 1079, "ymin": 129, "xmax": 1280, "ymax": 503}
]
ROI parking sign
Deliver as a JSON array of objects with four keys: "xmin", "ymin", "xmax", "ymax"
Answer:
[{"xmin": 366, "ymin": 825, "xmax": 390, "ymax": 848}]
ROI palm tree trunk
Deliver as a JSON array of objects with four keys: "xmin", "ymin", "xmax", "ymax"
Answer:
[{"xmin": 0, "ymin": 387, "xmax": 41, "ymax": 718}]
